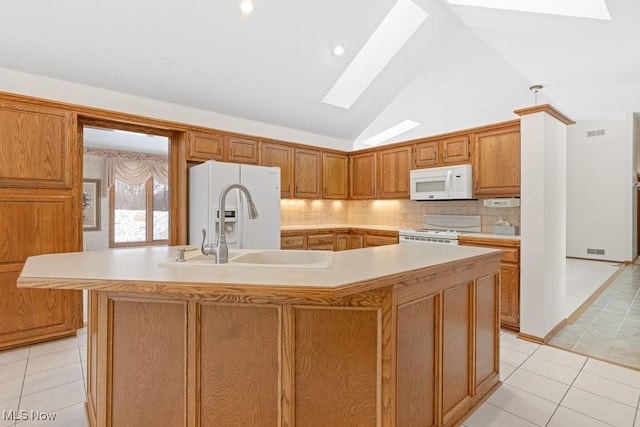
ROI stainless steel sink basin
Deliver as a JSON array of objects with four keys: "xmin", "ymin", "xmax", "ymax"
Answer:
[{"xmin": 161, "ymin": 249, "xmax": 333, "ymax": 269}]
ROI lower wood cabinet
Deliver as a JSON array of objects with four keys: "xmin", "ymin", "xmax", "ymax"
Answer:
[
  {"xmin": 459, "ymin": 236, "xmax": 520, "ymax": 331},
  {"xmin": 364, "ymin": 231, "xmax": 399, "ymax": 247},
  {"xmin": 281, "ymin": 228, "xmax": 398, "ymax": 251},
  {"xmin": 86, "ymin": 253, "xmax": 500, "ymax": 426},
  {"xmin": 307, "ymin": 233, "xmax": 334, "ymax": 250}
]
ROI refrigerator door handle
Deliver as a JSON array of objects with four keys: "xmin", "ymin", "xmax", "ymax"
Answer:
[{"xmin": 237, "ymin": 188, "xmax": 245, "ymax": 249}]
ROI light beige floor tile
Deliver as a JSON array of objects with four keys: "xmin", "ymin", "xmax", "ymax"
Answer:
[
  {"xmin": 487, "ymin": 384, "xmax": 557, "ymax": 426},
  {"xmin": 520, "ymin": 356, "xmax": 580, "ymax": 385},
  {"xmin": 500, "ymin": 347, "xmax": 530, "ymax": 367},
  {"xmin": 78, "ymin": 347, "xmax": 86, "ymax": 362},
  {"xmin": 1, "ymin": 397, "xmax": 19, "ymax": 426},
  {"xmin": 17, "ymin": 402, "xmax": 89, "ymax": 427},
  {"xmin": 0, "ymin": 377, "xmax": 23, "ymax": 404},
  {"xmin": 533, "ymin": 345, "xmax": 587, "ymax": 370},
  {"xmin": 25, "ymin": 349, "xmax": 79, "ymax": 375},
  {"xmin": 77, "ymin": 333, "xmax": 87, "ymax": 348},
  {"xmin": 500, "ymin": 361, "xmax": 517, "ymax": 381},
  {"xmin": 21, "ymin": 363, "xmax": 83, "ymax": 396},
  {"xmin": 28, "ymin": 338, "xmax": 77, "ymax": 358},
  {"xmin": 583, "ymin": 358, "xmax": 640, "ymax": 388},
  {"xmin": 0, "ymin": 360, "xmax": 26, "ymax": 383},
  {"xmin": 462, "ymin": 402, "xmax": 537, "ymax": 427},
  {"xmin": 548, "ymin": 406, "xmax": 616, "ymax": 427},
  {"xmin": 18, "ymin": 380, "xmax": 85, "ymax": 415},
  {"xmin": 561, "ymin": 387, "xmax": 636, "ymax": 427},
  {"xmin": 572, "ymin": 371, "xmax": 640, "ymax": 408},
  {"xmin": 635, "ymin": 409, "xmax": 640, "ymax": 427},
  {"xmin": 76, "ymin": 327, "xmax": 87, "ymax": 336},
  {"xmin": 500, "ymin": 334, "xmax": 540, "ymax": 355},
  {"xmin": 0, "ymin": 348, "xmax": 29, "ymax": 367},
  {"xmin": 505, "ymin": 369, "xmax": 570, "ymax": 404}
]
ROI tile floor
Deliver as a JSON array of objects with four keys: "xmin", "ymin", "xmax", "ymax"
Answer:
[
  {"xmin": 551, "ymin": 263, "xmax": 640, "ymax": 370},
  {"xmin": 0, "ymin": 328, "xmax": 88, "ymax": 427},
  {"xmin": 0, "ymin": 327, "xmax": 639, "ymax": 426},
  {"xmin": 463, "ymin": 332, "xmax": 640, "ymax": 427}
]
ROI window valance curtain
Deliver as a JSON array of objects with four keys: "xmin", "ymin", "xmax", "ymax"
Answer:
[{"xmin": 105, "ymin": 158, "xmax": 169, "ymax": 190}]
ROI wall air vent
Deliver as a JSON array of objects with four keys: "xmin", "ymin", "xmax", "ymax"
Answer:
[
  {"xmin": 587, "ymin": 129, "xmax": 606, "ymax": 137},
  {"xmin": 587, "ymin": 248, "xmax": 606, "ymax": 255}
]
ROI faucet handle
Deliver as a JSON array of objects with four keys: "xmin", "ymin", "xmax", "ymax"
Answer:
[{"xmin": 201, "ymin": 228, "xmax": 216, "ymax": 258}]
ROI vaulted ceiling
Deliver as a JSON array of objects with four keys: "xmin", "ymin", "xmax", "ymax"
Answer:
[{"xmin": 1, "ymin": 0, "xmax": 638, "ymax": 151}]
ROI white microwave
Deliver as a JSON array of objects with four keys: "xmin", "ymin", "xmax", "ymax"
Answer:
[{"xmin": 410, "ymin": 164, "xmax": 473, "ymax": 200}]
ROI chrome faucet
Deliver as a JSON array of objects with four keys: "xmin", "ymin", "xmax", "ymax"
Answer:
[{"xmin": 201, "ymin": 183, "xmax": 259, "ymax": 263}]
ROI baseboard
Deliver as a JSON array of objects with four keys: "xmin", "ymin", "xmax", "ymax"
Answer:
[{"xmin": 517, "ymin": 318, "xmax": 567, "ymax": 344}]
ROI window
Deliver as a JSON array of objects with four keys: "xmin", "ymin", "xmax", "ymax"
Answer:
[{"xmin": 110, "ymin": 176, "xmax": 169, "ymax": 247}]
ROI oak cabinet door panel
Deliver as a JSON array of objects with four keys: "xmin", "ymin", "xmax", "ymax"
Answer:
[{"xmin": 0, "ymin": 102, "xmax": 73, "ymax": 189}]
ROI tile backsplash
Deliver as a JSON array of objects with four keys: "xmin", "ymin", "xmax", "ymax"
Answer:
[{"xmin": 281, "ymin": 199, "xmax": 520, "ymax": 233}]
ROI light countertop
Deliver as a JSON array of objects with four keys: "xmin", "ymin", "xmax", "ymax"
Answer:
[
  {"xmin": 18, "ymin": 243, "xmax": 499, "ymax": 292},
  {"xmin": 281, "ymin": 224, "xmax": 401, "ymax": 232}
]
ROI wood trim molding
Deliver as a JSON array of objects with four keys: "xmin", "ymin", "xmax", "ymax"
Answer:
[
  {"xmin": 514, "ymin": 104, "xmax": 575, "ymax": 125},
  {"xmin": 517, "ymin": 318, "xmax": 567, "ymax": 344}
]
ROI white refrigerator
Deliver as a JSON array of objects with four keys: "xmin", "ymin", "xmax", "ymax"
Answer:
[{"xmin": 189, "ymin": 161, "xmax": 281, "ymax": 249}]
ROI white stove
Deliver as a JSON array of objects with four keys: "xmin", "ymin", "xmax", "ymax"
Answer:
[
  {"xmin": 399, "ymin": 215, "xmax": 482, "ymax": 245},
  {"xmin": 399, "ymin": 229, "xmax": 462, "ymax": 244}
]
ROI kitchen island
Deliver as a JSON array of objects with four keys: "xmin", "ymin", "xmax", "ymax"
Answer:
[{"xmin": 18, "ymin": 243, "xmax": 501, "ymax": 427}]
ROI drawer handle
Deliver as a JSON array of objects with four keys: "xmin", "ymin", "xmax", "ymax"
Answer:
[{"xmin": 285, "ymin": 240, "xmax": 293, "ymax": 244}]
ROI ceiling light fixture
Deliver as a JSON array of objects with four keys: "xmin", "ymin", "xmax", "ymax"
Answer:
[
  {"xmin": 360, "ymin": 120, "xmax": 421, "ymax": 146},
  {"xmin": 322, "ymin": 0, "xmax": 429, "ymax": 109},
  {"xmin": 332, "ymin": 44, "xmax": 345, "ymax": 57},
  {"xmin": 446, "ymin": 0, "xmax": 611, "ymax": 20},
  {"xmin": 529, "ymin": 84, "xmax": 543, "ymax": 105},
  {"xmin": 237, "ymin": 0, "xmax": 254, "ymax": 15}
]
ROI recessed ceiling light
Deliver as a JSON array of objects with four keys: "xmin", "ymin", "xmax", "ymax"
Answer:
[
  {"xmin": 237, "ymin": 0, "xmax": 254, "ymax": 15},
  {"xmin": 322, "ymin": 0, "xmax": 429, "ymax": 109},
  {"xmin": 446, "ymin": 0, "xmax": 611, "ymax": 20},
  {"xmin": 360, "ymin": 120, "xmax": 421, "ymax": 146},
  {"xmin": 332, "ymin": 44, "xmax": 345, "ymax": 57}
]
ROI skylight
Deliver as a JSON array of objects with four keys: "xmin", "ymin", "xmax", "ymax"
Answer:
[
  {"xmin": 322, "ymin": 0, "xmax": 429, "ymax": 109},
  {"xmin": 446, "ymin": 0, "xmax": 611, "ymax": 20},
  {"xmin": 360, "ymin": 120, "xmax": 420, "ymax": 146}
]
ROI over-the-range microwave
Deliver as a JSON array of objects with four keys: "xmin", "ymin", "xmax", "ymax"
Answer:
[{"xmin": 410, "ymin": 164, "xmax": 473, "ymax": 201}]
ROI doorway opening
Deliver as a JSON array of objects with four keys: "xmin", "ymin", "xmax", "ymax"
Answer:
[{"xmin": 81, "ymin": 125, "xmax": 170, "ymax": 251}]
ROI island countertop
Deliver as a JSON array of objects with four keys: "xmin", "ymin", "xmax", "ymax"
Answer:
[
  {"xmin": 18, "ymin": 243, "xmax": 500, "ymax": 295},
  {"xmin": 19, "ymin": 243, "xmax": 503, "ymax": 427}
]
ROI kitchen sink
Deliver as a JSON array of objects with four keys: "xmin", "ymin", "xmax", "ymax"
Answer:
[{"xmin": 161, "ymin": 249, "xmax": 334, "ymax": 269}]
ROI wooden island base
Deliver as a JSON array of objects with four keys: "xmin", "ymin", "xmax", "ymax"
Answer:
[{"xmin": 82, "ymin": 255, "xmax": 500, "ymax": 426}]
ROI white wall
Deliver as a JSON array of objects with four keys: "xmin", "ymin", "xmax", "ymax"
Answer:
[
  {"xmin": 520, "ymin": 111, "xmax": 567, "ymax": 339},
  {"xmin": 83, "ymin": 155, "xmax": 110, "ymax": 251},
  {"xmin": 0, "ymin": 67, "xmax": 351, "ymax": 152},
  {"xmin": 566, "ymin": 120, "xmax": 630, "ymax": 262}
]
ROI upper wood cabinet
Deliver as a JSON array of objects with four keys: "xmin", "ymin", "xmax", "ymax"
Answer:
[
  {"xmin": 349, "ymin": 152, "xmax": 376, "ymax": 199},
  {"xmin": 0, "ymin": 101, "xmax": 74, "ymax": 189},
  {"xmin": 294, "ymin": 148, "xmax": 322, "ymax": 198},
  {"xmin": 413, "ymin": 141, "xmax": 439, "ymax": 168},
  {"xmin": 322, "ymin": 152, "xmax": 348, "ymax": 199},
  {"xmin": 377, "ymin": 146, "xmax": 410, "ymax": 199},
  {"xmin": 413, "ymin": 135, "xmax": 470, "ymax": 169},
  {"xmin": 227, "ymin": 136, "xmax": 259, "ymax": 165},
  {"xmin": 473, "ymin": 124, "xmax": 521, "ymax": 198},
  {"xmin": 261, "ymin": 141, "xmax": 294, "ymax": 198},
  {"xmin": 187, "ymin": 130, "xmax": 224, "ymax": 162},
  {"xmin": 441, "ymin": 135, "xmax": 470, "ymax": 164}
]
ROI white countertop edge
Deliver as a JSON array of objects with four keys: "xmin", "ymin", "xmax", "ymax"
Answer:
[{"xmin": 19, "ymin": 244, "xmax": 501, "ymax": 290}]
